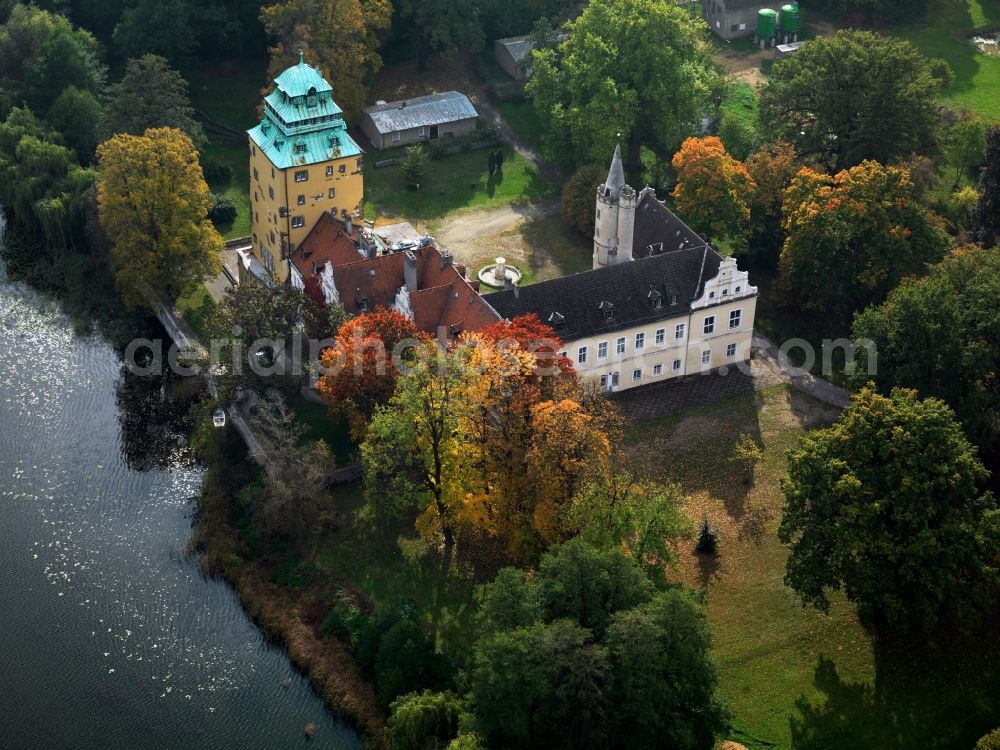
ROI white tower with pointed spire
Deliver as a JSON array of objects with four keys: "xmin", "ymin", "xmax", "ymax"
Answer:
[{"xmin": 593, "ymin": 144, "xmax": 636, "ymax": 270}]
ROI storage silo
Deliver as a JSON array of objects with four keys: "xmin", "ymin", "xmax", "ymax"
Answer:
[
  {"xmin": 779, "ymin": 4, "xmax": 801, "ymax": 43},
  {"xmin": 756, "ymin": 9, "xmax": 778, "ymax": 48}
]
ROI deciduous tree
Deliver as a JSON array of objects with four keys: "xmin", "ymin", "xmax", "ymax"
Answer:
[
  {"xmin": 760, "ymin": 31, "xmax": 951, "ymax": 171},
  {"xmin": 671, "ymin": 136, "xmax": 755, "ymax": 249},
  {"xmin": 45, "ymin": 85, "xmax": 102, "ymax": 164},
  {"xmin": 395, "ymin": 0, "xmax": 483, "ymax": 71},
  {"xmin": 972, "ymin": 126, "xmax": 1000, "ymax": 249},
  {"xmin": 260, "ymin": 0, "xmax": 392, "ymax": 117},
  {"xmin": 528, "ymin": 0, "xmax": 713, "ymax": 171},
  {"xmin": 561, "ymin": 163, "xmax": 605, "ymax": 237},
  {"xmin": 851, "ymin": 245, "xmax": 1000, "ymax": 467},
  {"xmin": 317, "ymin": 308, "xmax": 421, "ymax": 440},
  {"xmin": 96, "ymin": 127, "xmax": 223, "ymax": 308},
  {"xmin": 744, "ymin": 140, "xmax": 798, "ymax": 269},
  {"xmin": 779, "ymin": 385, "xmax": 1000, "ymax": 634},
  {"xmin": 779, "ymin": 160, "xmax": 950, "ymax": 319}
]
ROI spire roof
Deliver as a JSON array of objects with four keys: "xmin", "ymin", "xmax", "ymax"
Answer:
[{"xmin": 606, "ymin": 143, "xmax": 626, "ymax": 192}]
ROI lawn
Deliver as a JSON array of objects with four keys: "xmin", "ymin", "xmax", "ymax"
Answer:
[
  {"xmin": 894, "ymin": 0, "xmax": 1000, "ymax": 119},
  {"xmin": 186, "ymin": 60, "xmax": 266, "ymax": 240},
  {"xmin": 286, "ymin": 390, "xmax": 356, "ymax": 466},
  {"xmin": 625, "ymin": 384, "xmax": 1000, "ymax": 749},
  {"xmin": 174, "ymin": 281, "xmax": 216, "ymax": 341},
  {"xmin": 363, "ymin": 145, "xmax": 556, "ymax": 221},
  {"xmin": 721, "ymin": 81, "xmax": 759, "ymax": 130},
  {"xmin": 498, "ymin": 100, "xmax": 544, "ymax": 149}
]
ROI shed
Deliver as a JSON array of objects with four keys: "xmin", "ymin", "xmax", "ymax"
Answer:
[
  {"xmin": 702, "ymin": 0, "xmax": 773, "ymax": 40},
  {"xmin": 493, "ymin": 33, "xmax": 568, "ymax": 81},
  {"xmin": 360, "ymin": 91, "xmax": 478, "ymax": 150}
]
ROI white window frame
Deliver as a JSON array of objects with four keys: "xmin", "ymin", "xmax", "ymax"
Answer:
[
  {"xmin": 704, "ymin": 316, "xmax": 715, "ymax": 335},
  {"xmin": 635, "ymin": 332, "xmax": 645, "ymax": 350},
  {"xmin": 672, "ymin": 358, "xmax": 682, "ymax": 372},
  {"xmin": 616, "ymin": 337, "xmax": 626, "ymax": 355},
  {"xmin": 294, "ymin": 170, "xmax": 308, "ymax": 182},
  {"xmin": 291, "ymin": 215, "xmax": 306, "ymax": 228},
  {"xmin": 675, "ymin": 323, "xmax": 685, "ymax": 340},
  {"xmin": 655, "ymin": 328, "xmax": 665, "ymax": 345},
  {"xmin": 652, "ymin": 363, "xmax": 663, "ymax": 376},
  {"xmin": 578, "ymin": 346, "xmax": 588, "ymax": 365},
  {"xmin": 729, "ymin": 309, "xmax": 742, "ymax": 329},
  {"xmin": 418, "ymin": 126, "xmax": 426, "ymax": 138},
  {"xmin": 701, "ymin": 349, "xmax": 711, "ymax": 365},
  {"xmin": 326, "ymin": 165, "xmax": 334, "ymax": 177},
  {"xmin": 597, "ymin": 341, "xmax": 608, "ymax": 360},
  {"xmin": 391, "ymin": 130, "xmax": 400, "ymax": 143},
  {"xmin": 726, "ymin": 343, "xmax": 738, "ymax": 358},
  {"xmin": 632, "ymin": 368, "xmax": 642, "ymax": 382}
]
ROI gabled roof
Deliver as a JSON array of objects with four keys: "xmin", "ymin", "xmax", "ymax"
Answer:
[
  {"xmin": 294, "ymin": 213, "xmax": 365, "ymax": 272},
  {"xmin": 483, "ymin": 246, "xmax": 723, "ymax": 342},
  {"xmin": 363, "ymin": 92, "xmax": 478, "ymax": 134},
  {"xmin": 495, "ymin": 32, "xmax": 570, "ymax": 63},
  {"xmin": 632, "ymin": 190, "xmax": 708, "ymax": 259}
]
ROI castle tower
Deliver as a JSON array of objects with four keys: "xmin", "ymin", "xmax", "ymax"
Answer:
[
  {"xmin": 246, "ymin": 51, "xmax": 364, "ymax": 283},
  {"xmin": 593, "ymin": 144, "xmax": 635, "ymax": 270}
]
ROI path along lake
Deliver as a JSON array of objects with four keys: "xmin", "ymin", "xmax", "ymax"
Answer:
[{"xmin": 0, "ymin": 222, "xmax": 361, "ymax": 749}]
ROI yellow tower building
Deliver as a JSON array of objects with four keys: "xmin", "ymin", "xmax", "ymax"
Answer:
[{"xmin": 246, "ymin": 52, "xmax": 364, "ymax": 283}]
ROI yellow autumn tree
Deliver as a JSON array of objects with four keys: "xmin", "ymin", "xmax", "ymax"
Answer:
[
  {"xmin": 671, "ymin": 136, "xmax": 756, "ymax": 249},
  {"xmin": 97, "ymin": 127, "xmax": 223, "ymax": 309},
  {"xmin": 260, "ymin": 0, "xmax": 392, "ymax": 118},
  {"xmin": 527, "ymin": 399, "xmax": 612, "ymax": 544}
]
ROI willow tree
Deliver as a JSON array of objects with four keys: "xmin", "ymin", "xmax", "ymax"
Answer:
[{"xmin": 96, "ymin": 127, "xmax": 223, "ymax": 309}]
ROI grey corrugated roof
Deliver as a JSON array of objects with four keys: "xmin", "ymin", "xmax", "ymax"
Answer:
[
  {"xmin": 363, "ymin": 91, "xmax": 478, "ymax": 134},
  {"xmin": 483, "ymin": 246, "xmax": 724, "ymax": 341},
  {"xmin": 496, "ymin": 33, "xmax": 570, "ymax": 63}
]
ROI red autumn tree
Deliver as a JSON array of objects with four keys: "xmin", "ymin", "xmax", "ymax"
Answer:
[
  {"xmin": 479, "ymin": 313, "xmax": 575, "ymax": 378},
  {"xmin": 316, "ymin": 307, "xmax": 421, "ymax": 440}
]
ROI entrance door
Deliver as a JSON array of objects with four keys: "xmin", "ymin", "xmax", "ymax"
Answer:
[{"xmin": 430, "ymin": 125, "xmax": 439, "ymax": 139}]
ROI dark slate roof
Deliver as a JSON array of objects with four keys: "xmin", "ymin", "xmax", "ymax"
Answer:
[
  {"xmin": 484, "ymin": 246, "xmax": 723, "ymax": 341},
  {"xmin": 632, "ymin": 191, "xmax": 707, "ymax": 260}
]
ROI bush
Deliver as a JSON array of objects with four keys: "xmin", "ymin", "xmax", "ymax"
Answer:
[
  {"xmin": 562, "ymin": 163, "xmax": 605, "ymax": 236},
  {"xmin": 385, "ymin": 690, "xmax": 462, "ymax": 750},
  {"xmin": 202, "ymin": 158, "xmax": 233, "ymax": 186},
  {"xmin": 208, "ymin": 192, "xmax": 237, "ymax": 225},
  {"xmin": 320, "ymin": 604, "xmax": 360, "ymax": 641},
  {"xmin": 403, "ymin": 144, "xmax": 429, "ymax": 186},
  {"xmin": 976, "ymin": 729, "xmax": 1000, "ymax": 750}
]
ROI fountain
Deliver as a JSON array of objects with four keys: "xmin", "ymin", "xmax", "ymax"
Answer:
[{"xmin": 478, "ymin": 256, "xmax": 522, "ymax": 288}]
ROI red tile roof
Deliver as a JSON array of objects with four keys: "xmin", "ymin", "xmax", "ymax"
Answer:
[{"xmin": 291, "ymin": 214, "xmax": 500, "ymax": 336}]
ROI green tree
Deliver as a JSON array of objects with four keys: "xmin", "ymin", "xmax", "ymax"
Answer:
[
  {"xmin": 396, "ymin": 0, "xmax": 483, "ymax": 71},
  {"xmin": 744, "ymin": 140, "xmax": 798, "ymax": 270},
  {"xmin": 779, "ymin": 385, "xmax": 1000, "ymax": 634},
  {"xmin": 851, "ymin": 245, "xmax": 1000, "ymax": 467},
  {"xmin": 760, "ymin": 31, "xmax": 951, "ymax": 171},
  {"xmin": 46, "ymin": 85, "xmax": 102, "ymax": 164},
  {"xmin": 0, "ymin": 107, "xmax": 95, "ymax": 251},
  {"xmin": 942, "ymin": 110, "xmax": 987, "ymax": 189},
  {"xmin": 100, "ymin": 54, "xmax": 205, "ymax": 147},
  {"xmin": 0, "ymin": 4, "xmax": 69, "ymax": 116},
  {"xmin": 527, "ymin": 0, "xmax": 713, "ymax": 171},
  {"xmin": 113, "ymin": 0, "xmax": 197, "ymax": 64},
  {"xmin": 977, "ymin": 728, "xmax": 1000, "ymax": 750},
  {"xmin": 716, "ymin": 111, "xmax": 758, "ymax": 161},
  {"xmin": 561, "ymin": 163, "xmax": 604, "ymax": 236},
  {"xmin": 780, "ymin": 160, "xmax": 950, "ymax": 319},
  {"xmin": 96, "ymin": 126, "xmax": 223, "ymax": 308},
  {"xmin": 972, "ymin": 126, "xmax": 1000, "ymax": 250},
  {"xmin": 26, "ymin": 23, "xmax": 106, "ymax": 113},
  {"xmin": 402, "ymin": 144, "xmax": 427, "ymax": 188},
  {"xmin": 386, "ymin": 690, "xmax": 463, "ymax": 750}
]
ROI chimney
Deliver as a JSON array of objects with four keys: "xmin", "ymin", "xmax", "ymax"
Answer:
[
  {"xmin": 404, "ymin": 250, "xmax": 418, "ymax": 292},
  {"xmin": 345, "ymin": 215, "xmax": 353, "ymax": 236},
  {"xmin": 440, "ymin": 250, "xmax": 453, "ymax": 269}
]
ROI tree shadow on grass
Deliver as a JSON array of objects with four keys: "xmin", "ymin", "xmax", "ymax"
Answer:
[{"xmin": 791, "ymin": 624, "xmax": 1000, "ymax": 749}]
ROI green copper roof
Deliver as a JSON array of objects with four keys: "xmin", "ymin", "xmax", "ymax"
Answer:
[
  {"xmin": 273, "ymin": 57, "xmax": 332, "ymax": 98},
  {"xmin": 248, "ymin": 55, "xmax": 362, "ymax": 169}
]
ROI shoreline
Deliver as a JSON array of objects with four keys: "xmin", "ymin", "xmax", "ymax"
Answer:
[{"xmin": 189, "ymin": 427, "xmax": 387, "ymax": 747}]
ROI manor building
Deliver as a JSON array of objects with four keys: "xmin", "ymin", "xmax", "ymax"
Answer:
[
  {"xmin": 484, "ymin": 146, "xmax": 757, "ymax": 391},
  {"xmin": 246, "ymin": 53, "xmax": 364, "ymax": 284}
]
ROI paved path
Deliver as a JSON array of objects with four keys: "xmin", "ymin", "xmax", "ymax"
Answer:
[{"xmin": 614, "ymin": 333, "xmax": 851, "ymax": 422}]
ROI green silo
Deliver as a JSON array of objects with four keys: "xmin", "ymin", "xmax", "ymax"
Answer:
[
  {"xmin": 757, "ymin": 9, "xmax": 778, "ymax": 40},
  {"xmin": 780, "ymin": 4, "xmax": 801, "ymax": 37}
]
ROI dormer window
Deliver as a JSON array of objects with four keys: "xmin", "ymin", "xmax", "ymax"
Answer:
[
  {"xmin": 722, "ymin": 289, "xmax": 728, "ymax": 296},
  {"xmin": 735, "ymin": 286, "xmax": 742, "ymax": 293},
  {"xmin": 671, "ymin": 294, "xmax": 678, "ymax": 305},
  {"xmin": 295, "ymin": 142, "xmax": 306, "ymax": 154},
  {"xmin": 548, "ymin": 311, "xmax": 565, "ymax": 326},
  {"xmin": 599, "ymin": 300, "xmax": 614, "ymax": 321},
  {"xmin": 648, "ymin": 289, "xmax": 662, "ymax": 309},
  {"xmin": 709, "ymin": 291, "xmax": 715, "ymax": 299}
]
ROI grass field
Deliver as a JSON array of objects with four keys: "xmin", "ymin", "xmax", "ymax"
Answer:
[
  {"xmin": 625, "ymin": 384, "xmax": 1000, "ymax": 748},
  {"xmin": 174, "ymin": 282, "xmax": 216, "ymax": 341},
  {"xmin": 363, "ymin": 145, "xmax": 556, "ymax": 220},
  {"xmin": 894, "ymin": 0, "xmax": 1000, "ymax": 119},
  {"xmin": 186, "ymin": 60, "xmax": 266, "ymax": 239},
  {"xmin": 498, "ymin": 100, "xmax": 545, "ymax": 149}
]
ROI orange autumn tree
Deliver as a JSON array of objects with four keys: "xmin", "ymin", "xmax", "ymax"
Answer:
[
  {"xmin": 671, "ymin": 136, "xmax": 756, "ymax": 250},
  {"xmin": 316, "ymin": 307, "xmax": 421, "ymax": 440}
]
